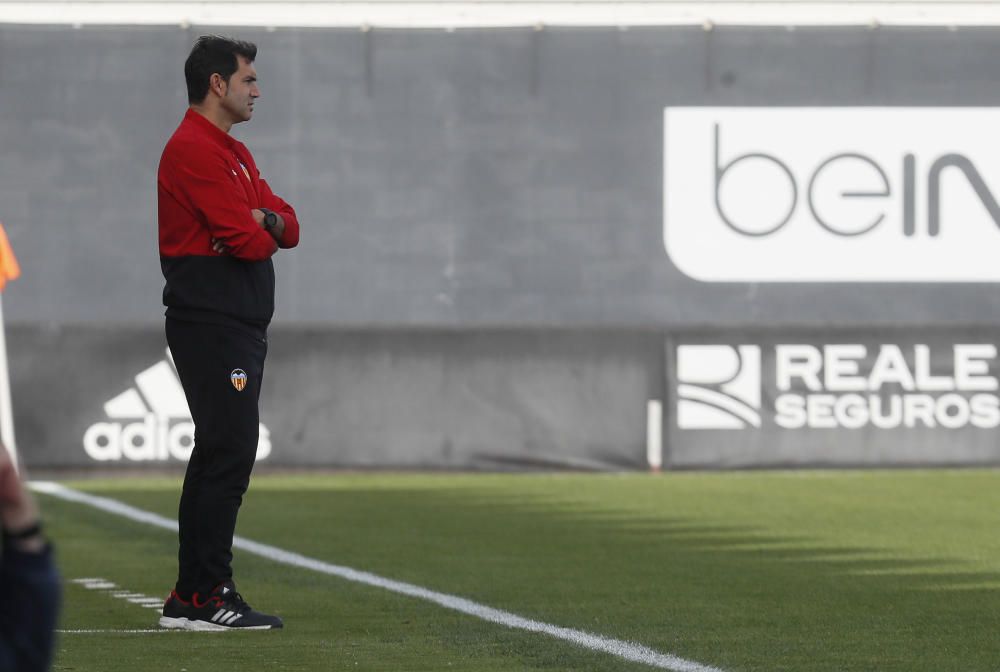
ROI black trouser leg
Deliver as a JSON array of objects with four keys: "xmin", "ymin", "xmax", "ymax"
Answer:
[
  {"xmin": 176, "ymin": 443, "xmax": 206, "ymax": 597},
  {"xmin": 166, "ymin": 318, "xmax": 267, "ymax": 598}
]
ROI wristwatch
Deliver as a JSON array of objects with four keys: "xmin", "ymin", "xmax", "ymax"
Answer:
[{"xmin": 261, "ymin": 208, "xmax": 278, "ymax": 233}]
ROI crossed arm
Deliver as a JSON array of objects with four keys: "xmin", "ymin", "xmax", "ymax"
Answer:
[
  {"xmin": 213, "ymin": 208, "xmax": 281, "ymax": 254},
  {"xmin": 164, "ymin": 146, "xmax": 299, "ymax": 260},
  {"xmin": 212, "ymin": 178, "xmax": 299, "ymax": 255}
]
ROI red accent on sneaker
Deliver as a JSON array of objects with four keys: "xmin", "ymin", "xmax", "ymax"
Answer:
[
  {"xmin": 192, "ymin": 592, "xmax": 225, "ymax": 609},
  {"xmin": 169, "ymin": 590, "xmax": 191, "ymax": 606}
]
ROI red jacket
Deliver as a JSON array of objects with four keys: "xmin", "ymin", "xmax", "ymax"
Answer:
[{"xmin": 158, "ymin": 109, "xmax": 299, "ymax": 330}]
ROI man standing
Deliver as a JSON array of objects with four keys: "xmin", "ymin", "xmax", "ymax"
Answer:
[{"xmin": 157, "ymin": 36, "xmax": 299, "ymax": 631}]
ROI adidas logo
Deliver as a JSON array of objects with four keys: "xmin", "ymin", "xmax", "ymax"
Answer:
[{"xmin": 82, "ymin": 349, "xmax": 271, "ymax": 462}]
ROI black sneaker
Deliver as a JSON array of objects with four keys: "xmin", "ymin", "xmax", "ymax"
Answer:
[
  {"xmin": 159, "ymin": 590, "xmax": 193, "ymax": 628},
  {"xmin": 159, "ymin": 583, "xmax": 283, "ymax": 631}
]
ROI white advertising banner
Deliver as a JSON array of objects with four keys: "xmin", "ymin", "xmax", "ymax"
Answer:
[
  {"xmin": 664, "ymin": 107, "xmax": 1000, "ymax": 282},
  {"xmin": 668, "ymin": 335, "xmax": 1000, "ymax": 468},
  {"xmin": 82, "ymin": 349, "xmax": 271, "ymax": 464}
]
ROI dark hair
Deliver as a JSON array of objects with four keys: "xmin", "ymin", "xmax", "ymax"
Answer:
[{"xmin": 184, "ymin": 35, "xmax": 257, "ymax": 104}]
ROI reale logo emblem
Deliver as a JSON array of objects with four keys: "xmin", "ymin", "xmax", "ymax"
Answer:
[{"xmin": 676, "ymin": 345, "xmax": 761, "ymax": 429}]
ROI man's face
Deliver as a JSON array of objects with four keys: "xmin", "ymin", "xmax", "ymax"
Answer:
[{"xmin": 220, "ymin": 56, "xmax": 259, "ymax": 124}]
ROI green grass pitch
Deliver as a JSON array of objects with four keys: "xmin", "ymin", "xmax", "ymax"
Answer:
[{"xmin": 37, "ymin": 470, "xmax": 1000, "ymax": 671}]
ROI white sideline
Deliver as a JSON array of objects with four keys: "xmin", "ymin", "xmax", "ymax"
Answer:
[
  {"xmin": 32, "ymin": 481, "xmax": 724, "ymax": 672},
  {"xmin": 57, "ymin": 629, "xmax": 188, "ymax": 634}
]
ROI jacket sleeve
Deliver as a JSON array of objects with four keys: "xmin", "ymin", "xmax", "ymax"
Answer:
[
  {"xmin": 259, "ymin": 178, "xmax": 300, "ymax": 249},
  {"xmin": 164, "ymin": 146, "xmax": 278, "ymax": 261},
  {"xmin": 0, "ymin": 543, "xmax": 61, "ymax": 672}
]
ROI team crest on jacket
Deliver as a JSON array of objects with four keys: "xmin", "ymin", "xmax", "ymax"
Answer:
[{"xmin": 231, "ymin": 369, "xmax": 248, "ymax": 392}]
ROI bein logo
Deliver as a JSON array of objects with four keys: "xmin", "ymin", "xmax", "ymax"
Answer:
[
  {"xmin": 676, "ymin": 345, "xmax": 761, "ymax": 429},
  {"xmin": 663, "ymin": 107, "xmax": 1000, "ymax": 282}
]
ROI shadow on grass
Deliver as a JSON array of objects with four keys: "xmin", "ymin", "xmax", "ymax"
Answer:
[{"xmin": 88, "ymin": 483, "xmax": 1000, "ymax": 672}]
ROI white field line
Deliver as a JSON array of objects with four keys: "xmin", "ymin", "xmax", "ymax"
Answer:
[
  {"xmin": 70, "ymin": 576, "xmax": 166, "ymax": 612},
  {"xmin": 57, "ymin": 629, "xmax": 191, "ymax": 634},
  {"xmin": 34, "ymin": 481, "xmax": 724, "ymax": 672}
]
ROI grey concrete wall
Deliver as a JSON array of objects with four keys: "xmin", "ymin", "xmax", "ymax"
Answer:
[
  {"xmin": 4, "ymin": 26, "xmax": 1000, "ymax": 329},
  {"xmin": 4, "ymin": 25, "xmax": 1000, "ymax": 469},
  {"xmin": 11, "ymin": 325, "xmax": 661, "ymax": 469}
]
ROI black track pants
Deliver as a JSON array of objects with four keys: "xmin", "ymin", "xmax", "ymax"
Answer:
[{"xmin": 165, "ymin": 317, "xmax": 267, "ymax": 598}]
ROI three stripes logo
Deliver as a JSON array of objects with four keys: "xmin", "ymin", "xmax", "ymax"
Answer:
[
  {"xmin": 211, "ymin": 609, "xmax": 243, "ymax": 626},
  {"xmin": 83, "ymin": 349, "xmax": 271, "ymax": 462},
  {"xmin": 676, "ymin": 345, "xmax": 762, "ymax": 430}
]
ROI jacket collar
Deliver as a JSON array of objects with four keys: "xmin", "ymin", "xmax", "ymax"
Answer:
[{"xmin": 183, "ymin": 108, "xmax": 239, "ymax": 150}]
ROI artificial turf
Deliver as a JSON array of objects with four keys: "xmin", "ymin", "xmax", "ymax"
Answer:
[{"xmin": 38, "ymin": 470, "xmax": 1000, "ymax": 671}]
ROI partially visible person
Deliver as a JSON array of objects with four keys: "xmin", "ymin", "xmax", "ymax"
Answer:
[{"xmin": 0, "ymin": 446, "xmax": 60, "ymax": 672}]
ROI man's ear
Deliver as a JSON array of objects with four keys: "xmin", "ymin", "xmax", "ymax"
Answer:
[{"xmin": 210, "ymin": 72, "xmax": 226, "ymax": 98}]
